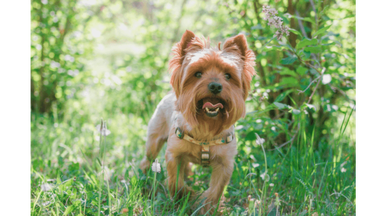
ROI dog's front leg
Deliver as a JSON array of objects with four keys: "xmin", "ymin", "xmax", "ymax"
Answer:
[
  {"xmin": 165, "ymin": 150, "xmax": 191, "ymax": 200},
  {"xmin": 201, "ymin": 157, "xmax": 234, "ymax": 213}
]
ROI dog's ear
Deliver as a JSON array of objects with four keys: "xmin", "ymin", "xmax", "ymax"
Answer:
[
  {"xmin": 169, "ymin": 30, "xmax": 197, "ymax": 98},
  {"xmin": 179, "ymin": 30, "xmax": 196, "ymax": 57},
  {"xmin": 223, "ymin": 34, "xmax": 249, "ymax": 57},
  {"xmin": 223, "ymin": 34, "xmax": 256, "ymax": 100}
]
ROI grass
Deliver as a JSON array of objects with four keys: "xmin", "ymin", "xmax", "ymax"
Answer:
[{"xmin": 31, "ymin": 97, "xmax": 355, "ymax": 215}]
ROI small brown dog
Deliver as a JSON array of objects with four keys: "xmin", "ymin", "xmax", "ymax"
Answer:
[{"xmin": 140, "ymin": 30, "xmax": 256, "ymax": 211}]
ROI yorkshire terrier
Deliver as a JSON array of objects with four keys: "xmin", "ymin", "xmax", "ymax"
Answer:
[{"xmin": 140, "ymin": 30, "xmax": 256, "ymax": 212}]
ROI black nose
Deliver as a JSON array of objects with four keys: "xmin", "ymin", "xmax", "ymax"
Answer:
[{"xmin": 208, "ymin": 82, "xmax": 223, "ymax": 94}]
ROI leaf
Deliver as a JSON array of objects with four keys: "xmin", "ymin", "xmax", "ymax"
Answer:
[
  {"xmin": 296, "ymin": 66, "xmax": 308, "ymax": 75},
  {"xmin": 314, "ymin": 25, "xmax": 332, "ymax": 36},
  {"xmin": 275, "ymin": 90, "xmax": 293, "ymax": 102},
  {"xmin": 306, "ymin": 103, "xmax": 317, "ymax": 111},
  {"xmin": 245, "ymin": 131, "xmax": 257, "ymax": 141},
  {"xmin": 296, "ymin": 38, "xmax": 318, "ymax": 49},
  {"xmin": 310, "ymin": 68, "xmax": 319, "ymax": 75},
  {"xmin": 96, "ymin": 157, "xmax": 102, "ymax": 166},
  {"xmin": 273, "ymin": 102, "xmax": 289, "ymax": 110},
  {"xmin": 280, "ymin": 55, "xmax": 298, "ymax": 65},
  {"xmin": 303, "ymin": 50, "xmax": 311, "ymax": 59},
  {"xmin": 280, "ymin": 77, "xmax": 299, "ymax": 87},
  {"xmin": 291, "ymin": 109, "xmax": 301, "ymax": 115},
  {"xmin": 251, "ymin": 24, "xmax": 263, "ymax": 30},
  {"xmin": 305, "ymin": 46, "xmax": 322, "ymax": 53},
  {"xmin": 289, "ymin": 28, "xmax": 302, "ymax": 37},
  {"xmin": 303, "ymin": 17, "xmax": 316, "ymax": 24},
  {"xmin": 280, "ymin": 68, "xmax": 297, "ymax": 77},
  {"xmin": 63, "ymin": 205, "xmax": 75, "ymax": 215}
]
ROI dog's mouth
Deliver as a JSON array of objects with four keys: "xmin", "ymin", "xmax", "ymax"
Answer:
[{"xmin": 198, "ymin": 98, "xmax": 225, "ymax": 117}]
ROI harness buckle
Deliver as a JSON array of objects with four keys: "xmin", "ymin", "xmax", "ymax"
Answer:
[
  {"xmin": 226, "ymin": 133, "xmax": 233, "ymax": 143},
  {"xmin": 201, "ymin": 145, "xmax": 210, "ymax": 167}
]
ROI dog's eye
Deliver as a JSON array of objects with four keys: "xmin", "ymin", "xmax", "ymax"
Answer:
[
  {"xmin": 225, "ymin": 73, "xmax": 231, "ymax": 80},
  {"xmin": 195, "ymin": 72, "xmax": 202, "ymax": 78}
]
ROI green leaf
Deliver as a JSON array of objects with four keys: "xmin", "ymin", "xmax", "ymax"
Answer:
[
  {"xmin": 303, "ymin": 50, "xmax": 311, "ymax": 59},
  {"xmin": 280, "ymin": 55, "xmax": 298, "ymax": 65},
  {"xmin": 296, "ymin": 38, "xmax": 318, "ymax": 49},
  {"xmin": 305, "ymin": 46, "xmax": 322, "ymax": 53},
  {"xmin": 273, "ymin": 102, "xmax": 289, "ymax": 110},
  {"xmin": 280, "ymin": 77, "xmax": 299, "ymax": 87},
  {"xmin": 96, "ymin": 157, "xmax": 102, "ymax": 166},
  {"xmin": 280, "ymin": 68, "xmax": 297, "ymax": 77},
  {"xmin": 245, "ymin": 131, "xmax": 257, "ymax": 141},
  {"xmin": 296, "ymin": 66, "xmax": 308, "ymax": 75},
  {"xmin": 303, "ymin": 17, "xmax": 316, "ymax": 24},
  {"xmin": 314, "ymin": 25, "xmax": 332, "ymax": 36},
  {"xmin": 289, "ymin": 28, "xmax": 302, "ymax": 37},
  {"xmin": 251, "ymin": 24, "xmax": 263, "ymax": 30},
  {"xmin": 275, "ymin": 90, "xmax": 293, "ymax": 102},
  {"xmin": 63, "ymin": 205, "xmax": 75, "ymax": 215}
]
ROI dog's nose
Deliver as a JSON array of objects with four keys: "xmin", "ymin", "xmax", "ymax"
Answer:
[{"xmin": 208, "ymin": 82, "xmax": 223, "ymax": 94}]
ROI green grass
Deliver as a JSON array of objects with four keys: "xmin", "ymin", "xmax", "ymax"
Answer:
[{"xmin": 31, "ymin": 102, "xmax": 355, "ymax": 215}]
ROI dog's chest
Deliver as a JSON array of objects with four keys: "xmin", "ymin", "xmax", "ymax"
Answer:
[{"xmin": 179, "ymin": 140, "xmax": 237, "ymax": 165}]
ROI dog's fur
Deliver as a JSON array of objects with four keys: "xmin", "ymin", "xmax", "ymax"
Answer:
[{"xmin": 140, "ymin": 30, "xmax": 256, "ymax": 212}]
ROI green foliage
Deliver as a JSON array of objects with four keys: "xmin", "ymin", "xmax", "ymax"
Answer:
[{"xmin": 31, "ymin": 0, "xmax": 356, "ymax": 215}]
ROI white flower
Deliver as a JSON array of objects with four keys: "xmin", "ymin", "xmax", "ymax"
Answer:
[
  {"xmin": 260, "ymin": 171, "xmax": 270, "ymax": 181},
  {"xmin": 41, "ymin": 183, "xmax": 54, "ymax": 191},
  {"xmin": 322, "ymin": 74, "xmax": 332, "ymax": 84},
  {"xmin": 269, "ymin": 183, "xmax": 274, "ymax": 187},
  {"xmin": 152, "ymin": 159, "xmax": 161, "ymax": 173},
  {"xmin": 252, "ymin": 163, "xmax": 260, "ymax": 168},
  {"xmin": 96, "ymin": 123, "xmax": 111, "ymax": 136},
  {"xmin": 255, "ymin": 133, "xmax": 266, "ymax": 145},
  {"xmin": 98, "ymin": 166, "xmax": 113, "ymax": 181},
  {"xmin": 256, "ymin": 137, "xmax": 265, "ymax": 145},
  {"xmin": 42, "ymin": 201, "xmax": 51, "ymax": 206},
  {"xmin": 341, "ymin": 167, "xmax": 347, "ymax": 173}
]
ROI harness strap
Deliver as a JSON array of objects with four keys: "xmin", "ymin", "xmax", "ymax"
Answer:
[{"xmin": 174, "ymin": 126, "xmax": 234, "ymax": 167}]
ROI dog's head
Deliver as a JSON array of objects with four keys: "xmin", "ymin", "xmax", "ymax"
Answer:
[{"xmin": 169, "ymin": 30, "xmax": 256, "ymax": 131}]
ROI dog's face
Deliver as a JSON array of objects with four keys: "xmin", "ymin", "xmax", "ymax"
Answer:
[{"xmin": 169, "ymin": 30, "xmax": 256, "ymax": 131}]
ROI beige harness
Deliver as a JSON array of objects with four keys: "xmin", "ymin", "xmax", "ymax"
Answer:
[{"xmin": 174, "ymin": 123, "xmax": 234, "ymax": 167}]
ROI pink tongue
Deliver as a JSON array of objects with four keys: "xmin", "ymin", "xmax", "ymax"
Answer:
[{"xmin": 202, "ymin": 102, "xmax": 224, "ymax": 109}]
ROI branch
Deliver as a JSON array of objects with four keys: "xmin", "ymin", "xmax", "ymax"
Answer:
[
  {"xmin": 309, "ymin": 0, "xmax": 318, "ymax": 25},
  {"xmin": 292, "ymin": 50, "xmax": 323, "ymax": 75},
  {"xmin": 297, "ymin": 75, "xmax": 321, "ymax": 95},
  {"xmin": 260, "ymin": 36, "xmax": 275, "ymax": 51},
  {"xmin": 268, "ymin": 126, "xmax": 299, "ymax": 151},
  {"xmin": 307, "ymin": 68, "xmax": 324, "ymax": 104},
  {"xmin": 295, "ymin": 10, "xmax": 307, "ymax": 38}
]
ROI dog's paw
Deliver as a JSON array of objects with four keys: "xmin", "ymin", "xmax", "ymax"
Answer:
[
  {"xmin": 193, "ymin": 193, "xmax": 225, "ymax": 215},
  {"xmin": 139, "ymin": 157, "xmax": 151, "ymax": 174},
  {"xmin": 169, "ymin": 185, "xmax": 196, "ymax": 202}
]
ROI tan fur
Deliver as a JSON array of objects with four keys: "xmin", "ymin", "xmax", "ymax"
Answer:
[{"xmin": 140, "ymin": 30, "xmax": 256, "ymax": 214}]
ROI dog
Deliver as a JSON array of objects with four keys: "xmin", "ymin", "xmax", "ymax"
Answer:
[{"xmin": 140, "ymin": 30, "xmax": 256, "ymax": 212}]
